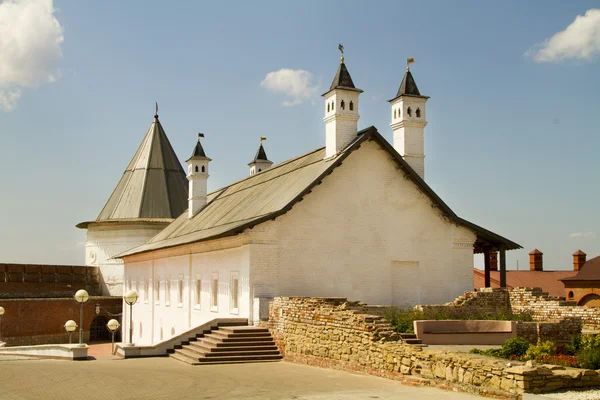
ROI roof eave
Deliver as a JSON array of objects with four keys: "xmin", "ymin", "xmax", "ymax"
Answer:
[
  {"xmin": 387, "ymin": 94, "xmax": 430, "ymax": 103},
  {"xmin": 321, "ymin": 87, "xmax": 364, "ymax": 97}
]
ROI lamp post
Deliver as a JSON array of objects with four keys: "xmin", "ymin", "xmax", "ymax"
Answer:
[
  {"xmin": 0, "ymin": 306, "xmax": 5, "ymax": 345},
  {"xmin": 64, "ymin": 320, "xmax": 78, "ymax": 344},
  {"xmin": 74, "ymin": 289, "xmax": 89, "ymax": 346},
  {"xmin": 124, "ymin": 290, "xmax": 138, "ymax": 345},
  {"xmin": 106, "ymin": 319, "xmax": 120, "ymax": 355}
]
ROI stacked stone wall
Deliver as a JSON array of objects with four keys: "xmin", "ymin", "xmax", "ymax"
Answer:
[{"xmin": 265, "ymin": 297, "xmax": 600, "ymax": 396}]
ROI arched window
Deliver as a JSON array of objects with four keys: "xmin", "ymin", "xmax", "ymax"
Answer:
[
  {"xmin": 201, "ymin": 165, "xmax": 205, "ymax": 173},
  {"xmin": 568, "ymin": 291, "xmax": 574, "ymax": 299},
  {"xmin": 416, "ymin": 108, "xmax": 421, "ymax": 118},
  {"xmin": 407, "ymin": 107, "xmax": 412, "ymax": 117},
  {"xmin": 394, "ymin": 109, "xmax": 396, "ymax": 119},
  {"xmin": 349, "ymin": 101, "xmax": 354, "ymax": 111},
  {"xmin": 340, "ymin": 100, "xmax": 345, "ymax": 110},
  {"xmin": 331, "ymin": 102, "xmax": 334, "ymax": 111},
  {"xmin": 327, "ymin": 103, "xmax": 330, "ymax": 112},
  {"xmin": 258, "ymin": 168, "xmax": 262, "ymax": 172},
  {"xmin": 195, "ymin": 165, "xmax": 199, "ymax": 173}
]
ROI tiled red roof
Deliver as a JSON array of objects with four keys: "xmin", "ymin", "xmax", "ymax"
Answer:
[
  {"xmin": 473, "ymin": 268, "xmax": 577, "ymax": 298},
  {"xmin": 562, "ymin": 256, "xmax": 600, "ymax": 281}
]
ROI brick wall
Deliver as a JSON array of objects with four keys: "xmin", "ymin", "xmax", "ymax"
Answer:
[
  {"xmin": 0, "ymin": 297, "xmax": 122, "ymax": 346},
  {"xmin": 0, "ymin": 264, "xmax": 100, "ymax": 298},
  {"xmin": 265, "ymin": 296, "xmax": 600, "ymax": 396}
]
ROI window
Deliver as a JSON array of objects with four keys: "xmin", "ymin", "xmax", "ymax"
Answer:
[
  {"xmin": 258, "ymin": 168, "xmax": 261, "ymax": 172},
  {"xmin": 127, "ymin": 279, "xmax": 132, "ymax": 291},
  {"xmin": 407, "ymin": 107, "xmax": 412, "ymax": 117},
  {"xmin": 144, "ymin": 279, "xmax": 148, "ymax": 303},
  {"xmin": 327, "ymin": 103, "xmax": 330, "ymax": 112},
  {"xmin": 177, "ymin": 274, "xmax": 183, "ymax": 307},
  {"xmin": 394, "ymin": 109, "xmax": 396, "ymax": 119},
  {"xmin": 165, "ymin": 275, "xmax": 171, "ymax": 306},
  {"xmin": 568, "ymin": 291, "xmax": 574, "ymax": 299},
  {"xmin": 195, "ymin": 276, "xmax": 201, "ymax": 310},
  {"xmin": 331, "ymin": 101, "xmax": 334, "ymax": 111},
  {"xmin": 349, "ymin": 101, "xmax": 353, "ymax": 111},
  {"xmin": 211, "ymin": 272, "xmax": 219, "ymax": 312},
  {"xmin": 155, "ymin": 278, "xmax": 160, "ymax": 304},
  {"xmin": 201, "ymin": 165, "xmax": 205, "ymax": 173},
  {"xmin": 416, "ymin": 108, "xmax": 421, "ymax": 118},
  {"xmin": 195, "ymin": 165, "xmax": 199, "ymax": 173},
  {"xmin": 230, "ymin": 273, "xmax": 239, "ymax": 314},
  {"xmin": 340, "ymin": 100, "xmax": 345, "ymax": 110},
  {"xmin": 397, "ymin": 108, "xmax": 401, "ymax": 119}
]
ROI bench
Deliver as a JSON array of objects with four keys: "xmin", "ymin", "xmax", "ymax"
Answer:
[{"xmin": 414, "ymin": 320, "xmax": 516, "ymax": 345}]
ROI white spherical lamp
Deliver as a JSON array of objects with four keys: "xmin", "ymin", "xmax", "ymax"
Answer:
[
  {"xmin": 106, "ymin": 319, "xmax": 120, "ymax": 332},
  {"xmin": 124, "ymin": 290, "xmax": 138, "ymax": 305},
  {"xmin": 64, "ymin": 320, "xmax": 78, "ymax": 332},
  {"xmin": 74, "ymin": 289, "xmax": 89, "ymax": 304}
]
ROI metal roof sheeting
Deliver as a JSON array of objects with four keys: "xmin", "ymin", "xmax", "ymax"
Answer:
[
  {"xmin": 118, "ymin": 126, "xmax": 521, "ymax": 258},
  {"xmin": 94, "ymin": 116, "xmax": 187, "ymax": 222}
]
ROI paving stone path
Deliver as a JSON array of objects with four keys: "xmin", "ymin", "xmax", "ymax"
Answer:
[{"xmin": 0, "ymin": 356, "xmax": 487, "ymax": 400}]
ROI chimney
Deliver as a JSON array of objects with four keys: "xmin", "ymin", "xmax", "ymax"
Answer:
[
  {"xmin": 529, "ymin": 249, "xmax": 543, "ymax": 271},
  {"xmin": 489, "ymin": 251, "xmax": 498, "ymax": 271},
  {"xmin": 573, "ymin": 250, "xmax": 587, "ymax": 271}
]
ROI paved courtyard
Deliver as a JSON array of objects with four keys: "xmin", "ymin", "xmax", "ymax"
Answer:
[{"xmin": 0, "ymin": 355, "xmax": 488, "ymax": 400}]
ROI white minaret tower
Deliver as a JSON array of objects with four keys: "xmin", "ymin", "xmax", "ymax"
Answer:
[
  {"xmin": 186, "ymin": 133, "xmax": 211, "ymax": 218},
  {"xmin": 323, "ymin": 46, "xmax": 363, "ymax": 158},
  {"xmin": 389, "ymin": 59, "xmax": 429, "ymax": 180},
  {"xmin": 248, "ymin": 137, "xmax": 273, "ymax": 176}
]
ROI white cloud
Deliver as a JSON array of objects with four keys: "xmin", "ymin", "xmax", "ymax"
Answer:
[
  {"xmin": 0, "ymin": 0, "xmax": 64, "ymax": 111},
  {"xmin": 569, "ymin": 232, "xmax": 596, "ymax": 239},
  {"xmin": 526, "ymin": 9, "xmax": 600, "ymax": 63},
  {"xmin": 260, "ymin": 68, "xmax": 318, "ymax": 106}
]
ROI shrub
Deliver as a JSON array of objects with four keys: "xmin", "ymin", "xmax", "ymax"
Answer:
[
  {"xmin": 579, "ymin": 334, "xmax": 600, "ymax": 352},
  {"xmin": 577, "ymin": 348, "xmax": 600, "ymax": 370},
  {"xmin": 500, "ymin": 337, "xmax": 530, "ymax": 358},
  {"xmin": 538, "ymin": 354, "xmax": 579, "ymax": 368},
  {"xmin": 524, "ymin": 340, "xmax": 556, "ymax": 361}
]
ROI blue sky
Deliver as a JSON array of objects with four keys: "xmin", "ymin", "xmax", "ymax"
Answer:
[{"xmin": 0, "ymin": 0, "xmax": 599, "ymax": 271}]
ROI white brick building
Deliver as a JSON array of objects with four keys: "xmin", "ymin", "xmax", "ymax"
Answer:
[{"xmin": 104, "ymin": 55, "xmax": 520, "ymax": 346}]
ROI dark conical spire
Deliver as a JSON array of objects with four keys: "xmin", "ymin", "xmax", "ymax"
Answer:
[
  {"xmin": 396, "ymin": 68, "xmax": 421, "ymax": 96},
  {"xmin": 322, "ymin": 55, "xmax": 363, "ymax": 96},
  {"xmin": 388, "ymin": 67, "xmax": 429, "ymax": 102},
  {"xmin": 252, "ymin": 143, "xmax": 270, "ymax": 163},
  {"xmin": 187, "ymin": 133, "xmax": 210, "ymax": 161}
]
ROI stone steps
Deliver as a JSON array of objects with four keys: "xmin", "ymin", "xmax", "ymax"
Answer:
[
  {"xmin": 169, "ymin": 325, "xmax": 282, "ymax": 365},
  {"xmin": 400, "ymin": 333, "xmax": 424, "ymax": 346}
]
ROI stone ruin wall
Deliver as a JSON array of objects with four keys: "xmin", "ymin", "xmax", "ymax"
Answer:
[{"xmin": 264, "ymin": 296, "xmax": 600, "ymax": 396}]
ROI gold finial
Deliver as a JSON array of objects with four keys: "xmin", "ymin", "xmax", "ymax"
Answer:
[
  {"xmin": 338, "ymin": 43, "xmax": 344, "ymax": 63},
  {"xmin": 406, "ymin": 57, "xmax": 415, "ymax": 71}
]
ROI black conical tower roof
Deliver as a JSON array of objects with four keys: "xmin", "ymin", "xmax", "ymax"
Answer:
[
  {"xmin": 248, "ymin": 143, "xmax": 272, "ymax": 166},
  {"xmin": 186, "ymin": 136, "xmax": 211, "ymax": 162},
  {"xmin": 322, "ymin": 58, "xmax": 363, "ymax": 96},
  {"xmin": 388, "ymin": 68, "xmax": 429, "ymax": 102}
]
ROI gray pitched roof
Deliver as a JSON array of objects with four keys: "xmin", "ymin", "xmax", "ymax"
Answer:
[
  {"xmin": 388, "ymin": 69, "xmax": 429, "ymax": 102},
  {"xmin": 118, "ymin": 127, "xmax": 520, "ymax": 257},
  {"xmin": 77, "ymin": 115, "xmax": 188, "ymax": 228},
  {"xmin": 249, "ymin": 143, "xmax": 271, "ymax": 165}
]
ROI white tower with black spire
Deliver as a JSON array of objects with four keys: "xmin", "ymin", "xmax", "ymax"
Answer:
[
  {"xmin": 389, "ymin": 60, "xmax": 429, "ymax": 180},
  {"xmin": 323, "ymin": 46, "xmax": 363, "ymax": 158},
  {"xmin": 248, "ymin": 137, "xmax": 273, "ymax": 176},
  {"xmin": 186, "ymin": 133, "xmax": 211, "ymax": 218}
]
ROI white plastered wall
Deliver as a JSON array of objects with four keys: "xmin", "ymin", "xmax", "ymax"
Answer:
[
  {"xmin": 85, "ymin": 222, "xmax": 168, "ymax": 296},
  {"xmin": 123, "ymin": 245, "xmax": 250, "ymax": 346},
  {"xmin": 250, "ymin": 139, "xmax": 476, "ymax": 307}
]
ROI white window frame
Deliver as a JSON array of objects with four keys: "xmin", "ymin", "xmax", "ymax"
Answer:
[
  {"xmin": 165, "ymin": 274, "xmax": 171, "ymax": 307},
  {"xmin": 155, "ymin": 278, "xmax": 160, "ymax": 305},
  {"xmin": 177, "ymin": 274, "xmax": 184, "ymax": 308},
  {"xmin": 230, "ymin": 272, "xmax": 239, "ymax": 315},
  {"xmin": 210, "ymin": 272, "xmax": 219, "ymax": 312},
  {"xmin": 144, "ymin": 279, "xmax": 148, "ymax": 304},
  {"xmin": 194, "ymin": 274, "xmax": 202, "ymax": 311}
]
